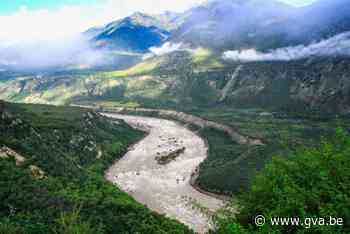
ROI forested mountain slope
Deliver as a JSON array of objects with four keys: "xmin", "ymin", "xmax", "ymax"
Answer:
[{"xmin": 0, "ymin": 101, "xmax": 192, "ymax": 234}]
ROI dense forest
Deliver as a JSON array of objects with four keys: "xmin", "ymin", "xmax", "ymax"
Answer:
[
  {"xmin": 0, "ymin": 101, "xmax": 192, "ymax": 234},
  {"xmin": 215, "ymin": 127, "xmax": 350, "ymax": 233}
]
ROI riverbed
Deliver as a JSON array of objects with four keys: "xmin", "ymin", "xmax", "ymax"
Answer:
[{"xmin": 103, "ymin": 113, "xmax": 224, "ymax": 233}]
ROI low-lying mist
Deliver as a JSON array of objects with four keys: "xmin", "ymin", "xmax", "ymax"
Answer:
[
  {"xmin": 149, "ymin": 42, "xmax": 186, "ymax": 56},
  {"xmin": 223, "ymin": 31, "xmax": 350, "ymax": 62},
  {"xmin": 0, "ymin": 36, "xmax": 113, "ymax": 71}
]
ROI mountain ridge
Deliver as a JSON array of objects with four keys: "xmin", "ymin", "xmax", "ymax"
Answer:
[{"xmin": 87, "ymin": 0, "xmax": 350, "ymax": 52}]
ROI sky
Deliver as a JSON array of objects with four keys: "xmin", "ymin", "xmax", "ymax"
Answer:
[
  {"xmin": 0, "ymin": 0, "xmax": 318, "ymax": 44},
  {"xmin": 0, "ymin": 0, "xmax": 318, "ymax": 14}
]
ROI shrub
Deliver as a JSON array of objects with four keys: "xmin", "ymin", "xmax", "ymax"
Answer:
[
  {"xmin": 0, "ymin": 219, "xmax": 24, "ymax": 234},
  {"xmin": 216, "ymin": 127, "xmax": 350, "ymax": 233},
  {"xmin": 54, "ymin": 208, "xmax": 101, "ymax": 234}
]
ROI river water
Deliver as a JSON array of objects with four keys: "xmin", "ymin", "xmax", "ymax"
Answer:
[{"xmin": 103, "ymin": 113, "xmax": 224, "ymax": 233}]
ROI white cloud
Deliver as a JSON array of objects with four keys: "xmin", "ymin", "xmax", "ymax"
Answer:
[
  {"xmin": 0, "ymin": 35, "xmax": 113, "ymax": 70},
  {"xmin": 223, "ymin": 31, "xmax": 350, "ymax": 62},
  {"xmin": 0, "ymin": 0, "xmax": 205, "ymax": 44},
  {"xmin": 150, "ymin": 42, "xmax": 185, "ymax": 56},
  {"xmin": 0, "ymin": 0, "xmax": 205, "ymax": 70}
]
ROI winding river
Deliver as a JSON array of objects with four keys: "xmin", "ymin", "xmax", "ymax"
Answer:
[{"xmin": 103, "ymin": 113, "xmax": 224, "ymax": 233}]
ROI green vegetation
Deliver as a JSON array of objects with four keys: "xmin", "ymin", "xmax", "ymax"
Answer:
[
  {"xmin": 103, "ymin": 58, "xmax": 161, "ymax": 78},
  {"xmin": 1, "ymin": 52, "xmax": 350, "ymax": 116},
  {"xmin": 81, "ymin": 103, "xmax": 348, "ymax": 197},
  {"xmin": 215, "ymin": 127, "xmax": 350, "ymax": 233},
  {"xmin": 1, "ymin": 48, "xmax": 349, "ymax": 233},
  {"xmin": 190, "ymin": 107, "xmax": 346, "ymax": 195},
  {"xmin": 0, "ymin": 101, "xmax": 192, "ymax": 234},
  {"xmin": 0, "ymin": 50, "xmax": 225, "ymax": 108},
  {"xmin": 191, "ymin": 48, "xmax": 224, "ymax": 71},
  {"xmin": 85, "ymin": 100, "xmax": 141, "ymax": 108},
  {"xmin": 195, "ymin": 127, "xmax": 268, "ymax": 194},
  {"xmin": 54, "ymin": 208, "xmax": 98, "ymax": 234}
]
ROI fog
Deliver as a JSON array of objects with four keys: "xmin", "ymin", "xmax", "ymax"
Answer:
[
  {"xmin": 149, "ymin": 42, "xmax": 185, "ymax": 56},
  {"xmin": 223, "ymin": 31, "xmax": 350, "ymax": 62},
  {"xmin": 0, "ymin": 35, "xmax": 115, "ymax": 71},
  {"xmin": 0, "ymin": 0, "xmax": 347, "ymax": 70},
  {"xmin": 0, "ymin": 0, "xmax": 210, "ymax": 71}
]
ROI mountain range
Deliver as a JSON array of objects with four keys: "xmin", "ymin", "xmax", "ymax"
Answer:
[
  {"xmin": 88, "ymin": 0, "xmax": 350, "ymax": 52},
  {"xmin": 1, "ymin": 1, "xmax": 350, "ymax": 233},
  {"xmin": 1, "ymin": 0, "xmax": 350, "ymax": 114}
]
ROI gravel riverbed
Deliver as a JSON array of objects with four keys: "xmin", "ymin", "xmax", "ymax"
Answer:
[{"xmin": 103, "ymin": 113, "xmax": 224, "ymax": 233}]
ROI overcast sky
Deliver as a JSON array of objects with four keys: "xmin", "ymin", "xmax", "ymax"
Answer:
[{"xmin": 0, "ymin": 0, "xmax": 318, "ymax": 44}]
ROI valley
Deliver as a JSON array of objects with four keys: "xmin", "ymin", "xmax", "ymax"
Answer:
[
  {"xmin": 1, "ymin": 44, "xmax": 350, "ymax": 233},
  {"xmin": 2, "ymin": 51, "xmax": 350, "ymax": 114},
  {"xmin": 1, "ymin": 0, "xmax": 350, "ymax": 233},
  {"xmin": 0, "ymin": 101, "xmax": 194, "ymax": 233},
  {"xmin": 2, "ymin": 47, "xmax": 348, "ymax": 198}
]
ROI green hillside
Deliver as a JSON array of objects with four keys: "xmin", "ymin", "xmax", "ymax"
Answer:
[
  {"xmin": 216, "ymin": 127, "xmax": 350, "ymax": 233},
  {"xmin": 1, "ymin": 51, "xmax": 350, "ymax": 115},
  {"xmin": 2, "ymin": 50, "xmax": 350, "ymax": 196},
  {"xmin": 0, "ymin": 101, "xmax": 192, "ymax": 234}
]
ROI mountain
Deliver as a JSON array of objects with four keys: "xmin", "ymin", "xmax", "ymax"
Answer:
[
  {"xmin": 287, "ymin": 0, "xmax": 350, "ymax": 44},
  {"xmin": 89, "ymin": 12, "xmax": 174, "ymax": 52},
  {"xmin": 2, "ymin": 1, "xmax": 350, "ymax": 233},
  {"xmin": 2, "ymin": 0, "xmax": 350, "ymax": 114},
  {"xmin": 169, "ymin": 0, "xmax": 295, "ymax": 50},
  {"xmin": 87, "ymin": 0, "xmax": 350, "ymax": 52},
  {"xmin": 169, "ymin": 0, "xmax": 350, "ymax": 51}
]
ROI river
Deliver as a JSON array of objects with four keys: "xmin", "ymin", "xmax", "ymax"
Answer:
[{"xmin": 103, "ymin": 113, "xmax": 224, "ymax": 234}]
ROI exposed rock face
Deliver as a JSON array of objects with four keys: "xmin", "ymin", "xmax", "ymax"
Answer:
[
  {"xmin": 0, "ymin": 146, "xmax": 46, "ymax": 179},
  {"xmin": 220, "ymin": 65, "xmax": 243, "ymax": 102},
  {"xmin": 96, "ymin": 149, "xmax": 103, "ymax": 159},
  {"xmin": 0, "ymin": 146, "xmax": 26, "ymax": 166},
  {"xmin": 29, "ymin": 165, "xmax": 46, "ymax": 179},
  {"xmin": 154, "ymin": 52, "xmax": 350, "ymax": 115},
  {"xmin": 189, "ymin": 58, "xmax": 350, "ymax": 114}
]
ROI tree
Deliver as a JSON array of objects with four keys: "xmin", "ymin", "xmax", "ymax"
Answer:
[{"xmin": 216, "ymin": 127, "xmax": 350, "ymax": 234}]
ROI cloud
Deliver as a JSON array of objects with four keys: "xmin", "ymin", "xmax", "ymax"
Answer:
[
  {"xmin": 0, "ymin": 0, "xmax": 206, "ymax": 44},
  {"xmin": 0, "ymin": 35, "xmax": 113, "ymax": 70},
  {"xmin": 149, "ymin": 42, "xmax": 185, "ymax": 56},
  {"xmin": 0, "ymin": 0, "xmax": 205, "ymax": 70},
  {"xmin": 223, "ymin": 31, "xmax": 350, "ymax": 62},
  {"xmin": 0, "ymin": 6, "xmax": 91, "ymax": 44},
  {"xmin": 0, "ymin": 3, "xmax": 109, "ymax": 70}
]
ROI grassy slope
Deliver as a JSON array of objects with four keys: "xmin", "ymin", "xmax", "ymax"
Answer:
[
  {"xmin": 102, "ymin": 57, "xmax": 161, "ymax": 78},
  {"xmin": 0, "ymin": 101, "xmax": 192, "ymax": 234},
  {"xmin": 0, "ymin": 49, "xmax": 222, "ymax": 107}
]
